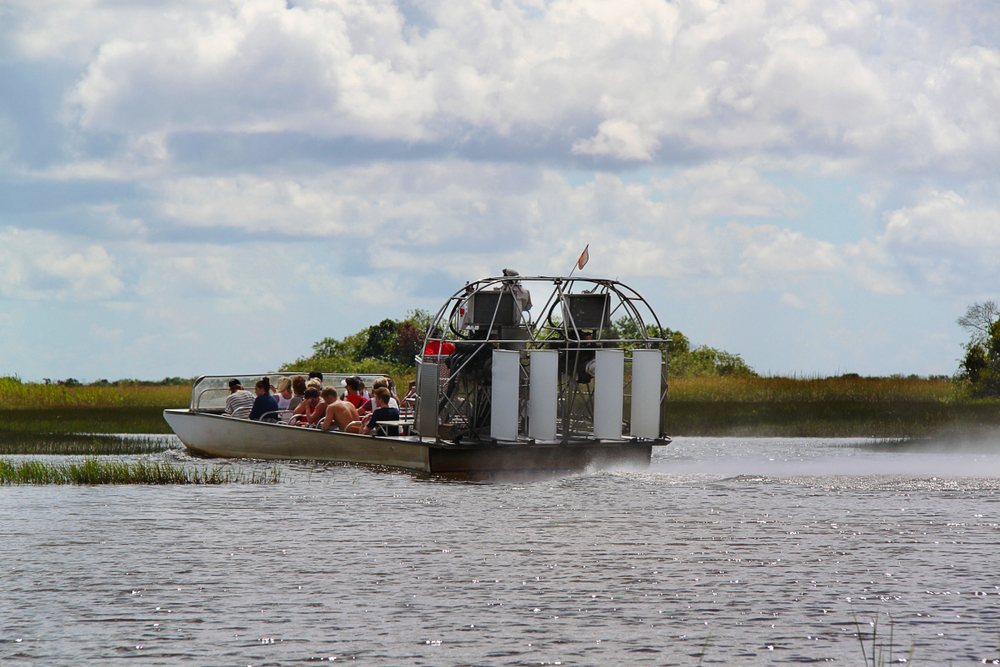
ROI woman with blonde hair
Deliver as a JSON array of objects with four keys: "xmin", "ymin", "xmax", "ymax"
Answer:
[{"xmin": 275, "ymin": 376, "xmax": 293, "ymax": 410}]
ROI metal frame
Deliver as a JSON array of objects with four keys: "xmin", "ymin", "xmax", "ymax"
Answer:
[{"xmin": 414, "ymin": 276, "xmax": 670, "ymax": 445}]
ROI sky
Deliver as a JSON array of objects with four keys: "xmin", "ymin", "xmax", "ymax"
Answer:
[{"xmin": 1, "ymin": 0, "xmax": 999, "ymax": 382}]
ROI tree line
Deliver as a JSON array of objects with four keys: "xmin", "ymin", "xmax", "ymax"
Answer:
[{"xmin": 282, "ymin": 312, "xmax": 756, "ymax": 378}]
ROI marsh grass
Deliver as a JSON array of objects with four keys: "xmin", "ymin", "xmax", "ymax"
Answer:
[
  {"xmin": 661, "ymin": 376, "xmax": 1000, "ymax": 437},
  {"xmin": 663, "ymin": 400, "xmax": 1000, "ymax": 437},
  {"xmin": 0, "ymin": 457, "xmax": 281, "ymax": 485},
  {"xmin": 0, "ymin": 433, "xmax": 180, "ymax": 456},
  {"xmin": 667, "ymin": 376, "xmax": 956, "ymax": 403},
  {"xmin": 0, "ymin": 378, "xmax": 189, "ymax": 409}
]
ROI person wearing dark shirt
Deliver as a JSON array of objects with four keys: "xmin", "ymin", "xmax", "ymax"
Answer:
[
  {"xmin": 364, "ymin": 387, "xmax": 400, "ymax": 436},
  {"xmin": 249, "ymin": 377, "xmax": 280, "ymax": 422}
]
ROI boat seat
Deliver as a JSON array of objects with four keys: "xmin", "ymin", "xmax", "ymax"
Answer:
[{"xmin": 231, "ymin": 406, "xmax": 251, "ymax": 419}]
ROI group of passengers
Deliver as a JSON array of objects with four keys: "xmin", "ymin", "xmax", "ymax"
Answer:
[{"xmin": 223, "ymin": 372, "xmax": 404, "ymax": 436}]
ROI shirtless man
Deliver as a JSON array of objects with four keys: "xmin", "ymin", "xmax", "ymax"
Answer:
[
  {"xmin": 293, "ymin": 387, "xmax": 326, "ymax": 425},
  {"xmin": 320, "ymin": 388, "xmax": 361, "ymax": 433}
]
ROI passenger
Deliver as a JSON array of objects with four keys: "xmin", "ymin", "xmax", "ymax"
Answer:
[
  {"xmin": 382, "ymin": 376, "xmax": 400, "ymax": 404},
  {"xmin": 372, "ymin": 378, "xmax": 399, "ymax": 409},
  {"xmin": 343, "ymin": 376, "xmax": 365, "ymax": 410},
  {"xmin": 306, "ymin": 377, "xmax": 323, "ymax": 392},
  {"xmin": 287, "ymin": 375, "xmax": 307, "ymax": 412},
  {"xmin": 320, "ymin": 387, "xmax": 361, "ymax": 433},
  {"xmin": 364, "ymin": 387, "xmax": 400, "ymax": 436},
  {"xmin": 356, "ymin": 379, "xmax": 378, "ymax": 415},
  {"xmin": 503, "ymin": 268, "xmax": 532, "ymax": 312},
  {"xmin": 293, "ymin": 387, "xmax": 326, "ymax": 425},
  {"xmin": 224, "ymin": 379, "xmax": 255, "ymax": 417},
  {"xmin": 358, "ymin": 398, "xmax": 372, "ymax": 416},
  {"xmin": 308, "ymin": 371, "xmax": 324, "ymax": 383},
  {"xmin": 403, "ymin": 380, "xmax": 417, "ymax": 408},
  {"xmin": 249, "ymin": 377, "xmax": 280, "ymax": 422},
  {"xmin": 274, "ymin": 377, "xmax": 293, "ymax": 410},
  {"xmin": 423, "ymin": 327, "xmax": 455, "ymax": 356}
]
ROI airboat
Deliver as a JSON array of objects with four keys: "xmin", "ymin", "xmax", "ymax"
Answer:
[{"xmin": 163, "ymin": 274, "xmax": 672, "ymax": 477}]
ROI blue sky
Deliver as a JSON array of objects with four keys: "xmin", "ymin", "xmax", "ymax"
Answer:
[{"xmin": 1, "ymin": 0, "xmax": 999, "ymax": 381}]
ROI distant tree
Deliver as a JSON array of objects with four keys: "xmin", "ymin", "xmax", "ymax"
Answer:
[
  {"xmin": 281, "ymin": 310, "xmax": 435, "ymax": 376},
  {"xmin": 404, "ymin": 309, "xmax": 432, "ymax": 334},
  {"xmin": 957, "ymin": 301, "xmax": 1000, "ymax": 346},
  {"xmin": 361, "ymin": 319, "xmax": 399, "ymax": 361},
  {"xmin": 612, "ymin": 317, "xmax": 755, "ymax": 377},
  {"xmin": 957, "ymin": 301, "xmax": 1000, "ymax": 397},
  {"xmin": 393, "ymin": 320, "xmax": 423, "ymax": 364}
]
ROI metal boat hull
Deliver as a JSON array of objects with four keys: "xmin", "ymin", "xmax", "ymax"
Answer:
[{"xmin": 163, "ymin": 409, "xmax": 656, "ymax": 476}]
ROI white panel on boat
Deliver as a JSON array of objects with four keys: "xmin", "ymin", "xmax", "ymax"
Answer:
[
  {"xmin": 415, "ymin": 361, "xmax": 440, "ymax": 438},
  {"xmin": 491, "ymin": 350, "xmax": 521, "ymax": 440},
  {"xmin": 528, "ymin": 350, "xmax": 558, "ymax": 441},
  {"xmin": 630, "ymin": 349, "xmax": 662, "ymax": 439},
  {"xmin": 593, "ymin": 349, "xmax": 624, "ymax": 440}
]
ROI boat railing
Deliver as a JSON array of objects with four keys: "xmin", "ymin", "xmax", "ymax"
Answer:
[
  {"xmin": 195, "ymin": 387, "xmax": 231, "ymax": 411},
  {"xmin": 188, "ymin": 372, "xmax": 393, "ymax": 412}
]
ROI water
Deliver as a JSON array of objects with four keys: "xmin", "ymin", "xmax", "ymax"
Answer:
[{"xmin": 4, "ymin": 437, "xmax": 1000, "ymax": 665}]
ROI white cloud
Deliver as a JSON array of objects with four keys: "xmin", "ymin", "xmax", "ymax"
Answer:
[
  {"xmin": 656, "ymin": 160, "xmax": 802, "ymax": 218},
  {"xmin": 90, "ymin": 324, "xmax": 124, "ymax": 342},
  {"xmin": 869, "ymin": 190, "xmax": 1000, "ymax": 292},
  {"xmin": 739, "ymin": 227, "xmax": 844, "ymax": 284},
  {"xmin": 0, "ymin": 0, "xmax": 987, "ymax": 170},
  {"xmin": 572, "ymin": 119, "xmax": 660, "ymax": 161},
  {"xmin": 0, "ymin": 228, "xmax": 123, "ymax": 300},
  {"xmin": 780, "ymin": 292, "xmax": 806, "ymax": 309},
  {"xmin": 138, "ymin": 162, "xmax": 836, "ymax": 292}
]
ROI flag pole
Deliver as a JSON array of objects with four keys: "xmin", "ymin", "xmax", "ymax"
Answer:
[{"xmin": 567, "ymin": 244, "xmax": 589, "ymax": 279}]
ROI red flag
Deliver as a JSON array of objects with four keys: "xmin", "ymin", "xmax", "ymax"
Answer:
[{"xmin": 577, "ymin": 244, "xmax": 590, "ymax": 270}]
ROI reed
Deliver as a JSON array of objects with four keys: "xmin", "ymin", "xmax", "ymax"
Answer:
[
  {"xmin": 853, "ymin": 612, "xmax": 912, "ymax": 667},
  {"xmin": 0, "ymin": 457, "xmax": 281, "ymax": 485},
  {"xmin": 0, "ymin": 433, "xmax": 179, "ymax": 456},
  {"xmin": 667, "ymin": 375, "xmax": 956, "ymax": 403}
]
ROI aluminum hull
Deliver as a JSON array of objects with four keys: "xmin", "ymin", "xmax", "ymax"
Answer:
[{"xmin": 163, "ymin": 409, "xmax": 658, "ymax": 476}]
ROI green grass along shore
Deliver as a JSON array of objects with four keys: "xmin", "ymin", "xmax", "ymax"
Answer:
[{"xmin": 0, "ymin": 375, "xmax": 997, "ymax": 443}]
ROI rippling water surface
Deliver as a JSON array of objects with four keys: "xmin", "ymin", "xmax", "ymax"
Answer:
[{"xmin": 4, "ymin": 436, "xmax": 1000, "ymax": 665}]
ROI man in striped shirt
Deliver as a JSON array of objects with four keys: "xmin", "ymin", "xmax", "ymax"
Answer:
[{"xmin": 224, "ymin": 379, "xmax": 255, "ymax": 417}]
